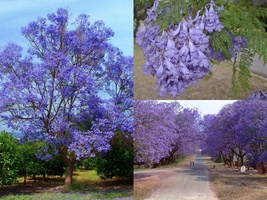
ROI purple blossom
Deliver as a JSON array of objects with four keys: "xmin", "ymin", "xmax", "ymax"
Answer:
[
  {"xmin": 204, "ymin": 1, "xmax": 224, "ymax": 33},
  {"xmin": 248, "ymin": 90, "xmax": 267, "ymax": 100}
]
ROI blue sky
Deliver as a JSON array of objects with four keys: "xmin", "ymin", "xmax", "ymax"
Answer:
[{"xmin": 0, "ymin": 0, "xmax": 133, "ymax": 56}]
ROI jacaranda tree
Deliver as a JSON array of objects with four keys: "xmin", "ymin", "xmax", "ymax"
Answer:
[
  {"xmin": 134, "ymin": 101, "xmax": 200, "ymax": 167},
  {"xmin": 202, "ymin": 100, "xmax": 267, "ymax": 172},
  {"xmin": 136, "ymin": 0, "xmax": 267, "ymax": 97},
  {"xmin": 0, "ymin": 8, "xmax": 133, "ymax": 185}
]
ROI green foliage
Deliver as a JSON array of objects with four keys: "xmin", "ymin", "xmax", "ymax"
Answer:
[
  {"xmin": 96, "ymin": 132, "xmax": 133, "ymax": 180},
  {"xmin": 218, "ymin": 1, "xmax": 267, "ymax": 94},
  {"xmin": 44, "ymin": 155, "xmax": 66, "ymax": 177},
  {"xmin": 0, "ymin": 192, "xmax": 97, "ymax": 200},
  {"xmin": 175, "ymin": 154, "xmax": 185, "ymax": 163},
  {"xmin": 219, "ymin": 1, "xmax": 267, "ymax": 61},
  {"xmin": 154, "ymin": 0, "xmax": 211, "ymax": 31},
  {"xmin": 16, "ymin": 141, "xmax": 66, "ymax": 182},
  {"xmin": 211, "ymin": 29, "xmax": 233, "ymax": 61},
  {"xmin": 0, "ymin": 131, "xmax": 66, "ymax": 187},
  {"xmin": 134, "ymin": 0, "xmax": 154, "ymax": 35},
  {"xmin": 68, "ymin": 182, "xmax": 86, "ymax": 191},
  {"xmin": 0, "ymin": 131, "xmax": 19, "ymax": 187},
  {"xmin": 78, "ymin": 157, "xmax": 97, "ymax": 170},
  {"xmin": 232, "ymin": 49, "xmax": 253, "ymax": 95},
  {"xmin": 16, "ymin": 141, "xmax": 42, "ymax": 181}
]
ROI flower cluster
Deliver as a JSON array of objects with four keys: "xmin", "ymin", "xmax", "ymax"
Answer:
[
  {"xmin": 248, "ymin": 90, "xmax": 267, "ymax": 100},
  {"xmin": 136, "ymin": 0, "xmax": 226, "ymax": 97}
]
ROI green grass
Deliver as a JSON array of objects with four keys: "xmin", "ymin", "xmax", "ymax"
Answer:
[
  {"xmin": 1, "ymin": 192, "xmax": 132, "ymax": 200},
  {"xmin": 73, "ymin": 169, "xmax": 101, "ymax": 182},
  {"xmin": 2, "ymin": 169, "xmax": 133, "ymax": 200},
  {"xmin": 1, "ymin": 192, "xmax": 106, "ymax": 200}
]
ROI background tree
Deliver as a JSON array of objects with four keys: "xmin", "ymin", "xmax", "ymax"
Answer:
[
  {"xmin": 17, "ymin": 142, "xmax": 66, "ymax": 184},
  {"xmin": 162, "ymin": 107, "xmax": 201, "ymax": 165},
  {"xmin": 134, "ymin": 0, "xmax": 154, "ymax": 36},
  {"xmin": 0, "ymin": 131, "xmax": 67, "ymax": 187},
  {"xmin": 0, "ymin": 131, "xmax": 19, "ymax": 187},
  {"xmin": 134, "ymin": 101, "xmax": 200, "ymax": 167},
  {"xmin": 96, "ymin": 131, "xmax": 133, "ymax": 180},
  {"xmin": 202, "ymin": 100, "xmax": 267, "ymax": 173},
  {"xmin": 0, "ymin": 8, "xmax": 132, "ymax": 186}
]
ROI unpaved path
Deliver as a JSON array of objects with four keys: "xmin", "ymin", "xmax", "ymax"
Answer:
[{"xmin": 135, "ymin": 152, "xmax": 218, "ymax": 200}]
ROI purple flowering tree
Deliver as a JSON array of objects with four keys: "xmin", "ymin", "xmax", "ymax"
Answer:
[
  {"xmin": 134, "ymin": 101, "xmax": 200, "ymax": 167},
  {"xmin": 0, "ymin": 8, "xmax": 132, "ymax": 185},
  {"xmin": 134, "ymin": 101, "xmax": 177, "ymax": 166},
  {"xmin": 202, "ymin": 101, "xmax": 267, "ymax": 172}
]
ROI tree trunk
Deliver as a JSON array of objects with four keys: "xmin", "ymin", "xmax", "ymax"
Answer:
[
  {"xmin": 64, "ymin": 160, "xmax": 75, "ymax": 186},
  {"xmin": 23, "ymin": 175, "xmax": 27, "ymax": 185},
  {"xmin": 57, "ymin": 146, "xmax": 76, "ymax": 186}
]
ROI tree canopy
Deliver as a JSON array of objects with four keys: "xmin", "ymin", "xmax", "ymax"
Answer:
[
  {"xmin": 134, "ymin": 101, "xmax": 201, "ymax": 167},
  {"xmin": 0, "ymin": 8, "xmax": 133, "ymax": 185},
  {"xmin": 201, "ymin": 100, "xmax": 267, "ymax": 172}
]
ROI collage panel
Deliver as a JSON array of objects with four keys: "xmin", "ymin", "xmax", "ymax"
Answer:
[
  {"xmin": 133, "ymin": 100, "xmax": 267, "ymax": 200},
  {"xmin": 0, "ymin": 1, "xmax": 133, "ymax": 199},
  {"xmin": 134, "ymin": 0, "xmax": 267, "ymax": 100}
]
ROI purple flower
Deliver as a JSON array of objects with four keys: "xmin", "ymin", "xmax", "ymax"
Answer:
[{"xmin": 204, "ymin": 2, "xmax": 224, "ymax": 33}]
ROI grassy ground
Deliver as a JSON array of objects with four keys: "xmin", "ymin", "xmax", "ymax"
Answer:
[
  {"xmin": 0, "ymin": 169, "xmax": 133, "ymax": 200},
  {"xmin": 134, "ymin": 44, "xmax": 267, "ymax": 100},
  {"xmin": 204, "ymin": 158, "xmax": 267, "ymax": 200}
]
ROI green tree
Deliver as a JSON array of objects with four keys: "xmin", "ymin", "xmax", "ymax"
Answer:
[
  {"xmin": 0, "ymin": 131, "xmax": 19, "ymax": 187},
  {"xmin": 16, "ymin": 141, "xmax": 44, "ymax": 184},
  {"xmin": 16, "ymin": 141, "xmax": 66, "ymax": 184},
  {"xmin": 96, "ymin": 131, "xmax": 133, "ymax": 180},
  {"xmin": 134, "ymin": 0, "xmax": 154, "ymax": 36}
]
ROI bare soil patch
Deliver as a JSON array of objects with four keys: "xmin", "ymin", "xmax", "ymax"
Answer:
[
  {"xmin": 134, "ymin": 155, "xmax": 195, "ymax": 200},
  {"xmin": 204, "ymin": 158, "xmax": 267, "ymax": 200},
  {"xmin": 134, "ymin": 44, "xmax": 267, "ymax": 100}
]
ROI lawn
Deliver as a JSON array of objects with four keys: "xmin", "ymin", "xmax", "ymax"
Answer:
[
  {"xmin": 134, "ymin": 43, "xmax": 267, "ymax": 100},
  {"xmin": 0, "ymin": 169, "xmax": 133, "ymax": 200}
]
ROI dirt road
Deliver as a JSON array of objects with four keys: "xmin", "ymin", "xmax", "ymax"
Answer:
[{"xmin": 134, "ymin": 152, "xmax": 218, "ymax": 200}]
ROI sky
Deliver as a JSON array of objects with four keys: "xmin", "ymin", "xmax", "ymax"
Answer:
[
  {"xmin": 159, "ymin": 100, "xmax": 237, "ymax": 116},
  {"xmin": 0, "ymin": 0, "xmax": 133, "ymax": 56}
]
